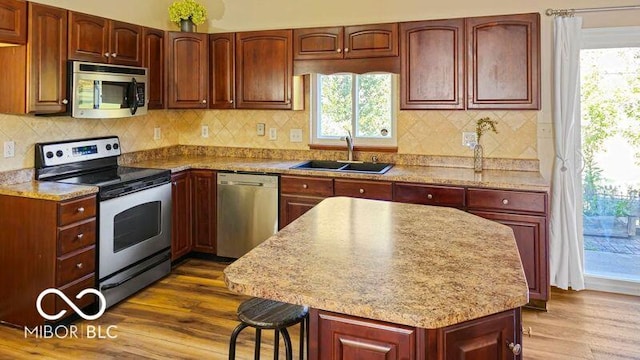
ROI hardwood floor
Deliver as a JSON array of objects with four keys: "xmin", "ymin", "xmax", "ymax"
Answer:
[{"xmin": 0, "ymin": 259, "xmax": 638, "ymax": 359}]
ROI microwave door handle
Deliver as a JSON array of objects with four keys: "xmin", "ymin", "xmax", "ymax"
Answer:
[
  {"xmin": 129, "ymin": 78, "xmax": 139, "ymax": 115},
  {"xmin": 94, "ymin": 80, "xmax": 101, "ymax": 109}
]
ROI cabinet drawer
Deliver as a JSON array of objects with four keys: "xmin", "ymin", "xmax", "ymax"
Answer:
[
  {"xmin": 334, "ymin": 179, "xmax": 392, "ymax": 201},
  {"xmin": 281, "ymin": 176, "xmax": 333, "ymax": 197},
  {"xmin": 57, "ymin": 246, "xmax": 95, "ymax": 286},
  {"xmin": 58, "ymin": 218, "xmax": 96, "ymax": 256},
  {"xmin": 394, "ymin": 183, "xmax": 465, "ymax": 207},
  {"xmin": 467, "ymin": 188, "xmax": 546, "ymax": 214},
  {"xmin": 58, "ymin": 196, "xmax": 96, "ymax": 226},
  {"xmin": 56, "ymin": 274, "xmax": 95, "ymax": 316}
]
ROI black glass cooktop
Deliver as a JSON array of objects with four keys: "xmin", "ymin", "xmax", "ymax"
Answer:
[{"xmin": 56, "ymin": 166, "xmax": 169, "ymax": 188}]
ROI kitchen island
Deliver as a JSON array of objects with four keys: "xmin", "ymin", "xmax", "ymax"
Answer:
[{"xmin": 224, "ymin": 197, "xmax": 528, "ymax": 359}]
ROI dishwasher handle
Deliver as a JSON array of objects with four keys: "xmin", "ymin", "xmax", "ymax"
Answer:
[{"xmin": 218, "ymin": 180, "xmax": 265, "ymax": 187}]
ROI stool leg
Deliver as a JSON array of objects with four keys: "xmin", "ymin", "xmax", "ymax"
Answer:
[
  {"xmin": 254, "ymin": 328, "xmax": 262, "ymax": 360},
  {"xmin": 299, "ymin": 319, "xmax": 305, "ymax": 360},
  {"xmin": 280, "ymin": 328, "xmax": 293, "ymax": 360},
  {"xmin": 229, "ymin": 323, "xmax": 248, "ymax": 360},
  {"xmin": 274, "ymin": 329, "xmax": 280, "ymax": 359}
]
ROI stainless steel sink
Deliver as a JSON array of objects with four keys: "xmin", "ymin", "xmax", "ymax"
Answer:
[{"xmin": 291, "ymin": 160, "xmax": 393, "ymax": 174}]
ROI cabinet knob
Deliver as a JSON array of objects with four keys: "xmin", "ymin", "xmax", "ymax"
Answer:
[
  {"xmin": 359, "ymin": 188, "xmax": 365, "ymax": 194},
  {"xmin": 104, "ymin": 52, "xmax": 110, "ymax": 57},
  {"xmin": 229, "ymin": 100, "xmax": 234, "ymax": 104},
  {"xmin": 111, "ymin": 53, "xmax": 117, "ymax": 58},
  {"xmin": 302, "ymin": 184, "xmax": 308, "ymax": 189},
  {"xmin": 62, "ymin": 99, "xmax": 69, "ymax": 105},
  {"xmin": 76, "ymin": 233, "xmax": 84, "ymax": 240},
  {"xmin": 507, "ymin": 342, "xmax": 522, "ymax": 355},
  {"xmin": 502, "ymin": 199, "xmax": 509, "ymax": 205},
  {"xmin": 76, "ymin": 263, "xmax": 84, "ymax": 269},
  {"xmin": 427, "ymin": 194, "xmax": 433, "ymax": 200},
  {"xmin": 202, "ymin": 100, "xmax": 207, "ymax": 104},
  {"xmin": 285, "ymin": 99, "xmax": 291, "ymax": 105},
  {"xmin": 344, "ymin": 48, "xmax": 349, "ymax": 52},
  {"xmin": 336, "ymin": 48, "xmax": 342, "ymax": 53},
  {"xmin": 77, "ymin": 207, "xmax": 85, "ymax": 213}
]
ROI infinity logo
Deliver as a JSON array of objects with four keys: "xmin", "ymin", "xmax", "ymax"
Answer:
[{"xmin": 36, "ymin": 288, "xmax": 107, "ymax": 321}]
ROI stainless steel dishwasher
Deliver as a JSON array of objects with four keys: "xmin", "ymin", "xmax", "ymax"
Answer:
[{"xmin": 216, "ymin": 172, "xmax": 279, "ymax": 258}]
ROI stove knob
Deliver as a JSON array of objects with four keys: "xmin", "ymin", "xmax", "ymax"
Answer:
[
  {"xmin": 56, "ymin": 150, "xmax": 63, "ymax": 157},
  {"xmin": 106, "ymin": 144, "xmax": 112, "ymax": 151},
  {"xmin": 113, "ymin": 143, "xmax": 119, "ymax": 150},
  {"xmin": 45, "ymin": 151, "xmax": 54, "ymax": 159}
]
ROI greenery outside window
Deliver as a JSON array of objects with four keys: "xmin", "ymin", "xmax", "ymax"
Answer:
[{"xmin": 311, "ymin": 73, "xmax": 397, "ymax": 147}]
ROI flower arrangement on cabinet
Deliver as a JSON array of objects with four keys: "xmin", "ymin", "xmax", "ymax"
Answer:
[{"xmin": 168, "ymin": 0, "xmax": 207, "ymax": 30}]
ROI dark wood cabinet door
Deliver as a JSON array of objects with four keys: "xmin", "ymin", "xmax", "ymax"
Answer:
[
  {"xmin": 0, "ymin": 0, "xmax": 26, "ymax": 44},
  {"xmin": 470, "ymin": 210, "xmax": 547, "ymax": 302},
  {"xmin": 236, "ymin": 29, "xmax": 292, "ymax": 109},
  {"xmin": 466, "ymin": 13, "xmax": 540, "ymax": 110},
  {"xmin": 441, "ymin": 309, "xmax": 520, "ymax": 360},
  {"xmin": 171, "ymin": 172, "xmax": 192, "ymax": 261},
  {"xmin": 293, "ymin": 26, "xmax": 344, "ymax": 60},
  {"xmin": 109, "ymin": 21, "xmax": 142, "ymax": 66},
  {"xmin": 393, "ymin": 183, "xmax": 465, "ymax": 208},
  {"xmin": 209, "ymin": 33, "xmax": 235, "ymax": 109},
  {"xmin": 400, "ymin": 19, "xmax": 464, "ymax": 110},
  {"xmin": 167, "ymin": 32, "xmax": 209, "ymax": 109},
  {"xmin": 310, "ymin": 309, "xmax": 416, "ymax": 360},
  {"xmin": 191, "ymin": 170, "xmax": 216, "ymax": 253},
  {"xmin": 280, "ymin": 195, "xmax": 325, "ymax": 229},
  {"xmin": 143, "ymin": 27, "xmax": 165, "ymax": 109},
  {"xmin": 27, "ymin": 3, "xmax": 68, "ymax": 114},
  {"xmin": 344, "ymin": 23, "xmax": 398, "ymax": 59},
  {"xmin": 68, "ymin": 12, "xmax": 110, "ymax": 63}
]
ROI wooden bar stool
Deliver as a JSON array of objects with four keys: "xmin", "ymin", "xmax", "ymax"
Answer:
[{"xmin": 228, "ymin": 297, "xmax": 308, "ymax": 360}]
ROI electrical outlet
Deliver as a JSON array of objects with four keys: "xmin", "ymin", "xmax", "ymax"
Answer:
[
  {"xmin": 268, "ymin": 128, "xmax": 277, "ymax": 141},
  {"xmin": 201, "ymin": 125, "xmax": 209, "ymax": 138},
  {"xmin": 257, "ymin": 123, "xmax": 266, "ymax": 136},
  {"xmin": 154, "ymin": 127, "xmax": 161, "ymax": 140},
  {"xmin": 4, "ymin": 141, "xmax": 15, "ymax": 158},
  {"xmin": 290, "ymin": 129, "xmax": 303, "ymax": 143},
  {"xmin": 462, "ymin": 132, "xmax": 477, "ymax": 148}
]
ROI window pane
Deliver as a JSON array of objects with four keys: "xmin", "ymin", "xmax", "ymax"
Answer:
[
  {"xmin": 319, "ymin": 74, "xmax": 352, "ymax": 137},
  {"xmin": 356, "ymin": 74, "xmax": 392, "ymax": 138}
]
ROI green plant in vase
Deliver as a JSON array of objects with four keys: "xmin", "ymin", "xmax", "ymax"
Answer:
[
  {"xmin": 169, "ymin": 0, "xmax": 207, "ymax": 32},
  {"xmin": 474, "ymin": 117, "xmax": 498, "ymax": 173}
]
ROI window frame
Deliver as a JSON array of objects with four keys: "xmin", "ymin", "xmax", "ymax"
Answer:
[{"xmin": 310, "ymin": 73, "xmax": 398, "ymax": 147}]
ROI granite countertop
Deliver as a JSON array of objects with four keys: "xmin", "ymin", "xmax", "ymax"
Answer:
[
  {"xmin": 0, "ymin": 181, "xmax": 98, "ymax": 201},
  {"xmin": 129, "ymin": 155, "xmax": 550, "ymax": 192},
  {"xmin": 224, "ymin": 197, "xmax": 529, "ymax": 329}
]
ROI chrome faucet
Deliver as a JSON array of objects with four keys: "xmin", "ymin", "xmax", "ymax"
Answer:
[{"xmin": 345, "ymin": 130, "xmax": 354, "ymax": 162}]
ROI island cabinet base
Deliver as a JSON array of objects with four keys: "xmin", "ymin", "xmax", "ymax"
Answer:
[{"xmin": 309, "ymin": 308, "xmax": 522, "ymax": 360}]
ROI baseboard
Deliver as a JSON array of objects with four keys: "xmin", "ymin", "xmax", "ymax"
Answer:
[{"xmin": 584, "ymin": 275, "xmax": 640, "ymax": 296}]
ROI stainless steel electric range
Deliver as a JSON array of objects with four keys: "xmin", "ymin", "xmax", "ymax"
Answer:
[{"xmin": 35, "ymin": 136, "xmax": 172, "ymax": 308}]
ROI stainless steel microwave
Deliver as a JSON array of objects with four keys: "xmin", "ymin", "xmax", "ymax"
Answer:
[{"xmin": 69, "ymin": 61, "xmax": 148, "ymax": 119}]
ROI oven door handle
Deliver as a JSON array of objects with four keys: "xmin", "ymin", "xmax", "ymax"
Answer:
[{"xmin": 100, "ymin": 252, "xmax": 170, "ymax": 291}]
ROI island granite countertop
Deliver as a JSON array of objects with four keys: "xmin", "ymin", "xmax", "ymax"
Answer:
[{"xmin": 224, "ymin": 196, "xmax": 529, "ymax": 329}]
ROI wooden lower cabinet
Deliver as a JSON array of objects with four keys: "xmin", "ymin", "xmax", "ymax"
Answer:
[
  {"xmin": 191, "ymin": 170, "xmax": 216, "ymax": 253},
  {"xmin": 309, "ymin": 308, "xmax": 521, "ymax": 360},
  {"xmin": 171, "ymin": 171, "xmax": 192, "ymax": 260},
  {"xmin": 280, "ymin": 194, "xmax": 325, "ymax": 229}
]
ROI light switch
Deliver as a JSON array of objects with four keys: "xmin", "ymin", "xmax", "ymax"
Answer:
[
  {"xmin": 269, "ymin": 128, "xmax": 277, "ymax": 141},
  {"xmin": 290, "ymin": 129, "xmax": 303, "ymax": 143}
]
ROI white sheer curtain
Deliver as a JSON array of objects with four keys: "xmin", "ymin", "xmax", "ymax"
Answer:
[{"xmin": 550, "ymin": 16, "xmax": 585, "ymax": 290}]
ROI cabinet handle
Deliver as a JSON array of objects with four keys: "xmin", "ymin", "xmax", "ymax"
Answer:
[
  {"xmin": 77, "ymin": 207, "xmax": 85, "ymax": 213},
  {"xmin": 111, "ymin": 53, "xmax": 117, "ymax": 58},
  {"xmin": 62, "ymin": 99, "xmax": 69, "ymax": 105},
  {"xmin": 344, "ymin": 48, "xmax": 349, "ymax": 52},
  {"xmin": 104, "ymin": 52, "xmax": 110, "ymax": 57},
  {"xmin": 229, "ymin": 100, "xmax": 234, "ymax": 104},
  {"xmin": 359, "ymin": 188, "xmax": 365, "ymax": 194},
  {"xmin": 202, "ymin": 100, "xmax": 207, "ymax": 104},
  {"xmin": 302, "ymin": 184, "xmax": 308, "ymax": 189},
  {"xmin": 502, "ymin": 199, "xmax": 509, "ymax": 205},
  {"xmin": 285, "ymin": 99, "xmax": 291, "ymax": 105},
  {"xmin": 76, "ymin": 233, "xmax": 84, "ymax": 240},
  {"xmin": 507, "ymin": 342, "xmax": 522, "ymax": 355},
  {"xmin": 76, "ymin": 263, "xmax": 84, "ymax": 269},
  {"xmin": 427, "ymin": 194, "xmax": 433, "ymax": 200},
  {"xmin": 336, "ymin": 48, "xmax": 342, "ymax": 53}
]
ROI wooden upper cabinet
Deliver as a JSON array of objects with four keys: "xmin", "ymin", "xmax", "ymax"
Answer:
[
  {"xmin": 143, "ymin": 27, "xmax": 165, "ymax": 109},
  {"xmin": 400, "ymin": 19, "xmax": 464, "ymax": 110},
  {"xmin": 293, "ymin": 26, "xmax": 344, "ymax": 60},
  {"xmin": 466, "ymin": 13, "xmax": 540, "ymax": 110},
  {"xmin": 167, "ymin": 32, "xmax": 208, "ymax": 109},
  {"xmin": 68, "ymin": 12, "xmax": 109, "ymax": 63},
  {"xmin": 293, "ymin": 23, "xmax": 397, "ymax": 60},
  {"xmin": 0, "ymin": 0, "xmax": 26, "ymax": 44},
  {"xmin": 209, "ymin": 33, "xmax": 235, "ymax": 109},
  {"xmin": 109, "ymin": 21, "xmax": 143, "ymax": 66},
  {"xmin": 27, "ymin": 3, "xmax": 68, "ymax": 114},
  {"xmin": 236, "ymin": 29, "xmax": 292, "ymax": 109}
]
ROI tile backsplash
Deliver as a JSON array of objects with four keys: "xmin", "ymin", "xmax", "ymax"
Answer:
[{"xmin": 0, "ymin": 106, "xmax": 538, "ymax": 173}]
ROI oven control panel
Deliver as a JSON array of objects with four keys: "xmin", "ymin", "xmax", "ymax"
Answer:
[{"xmin": 39, "ymin": 137, "xmax": 121, "ymax": 167}]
